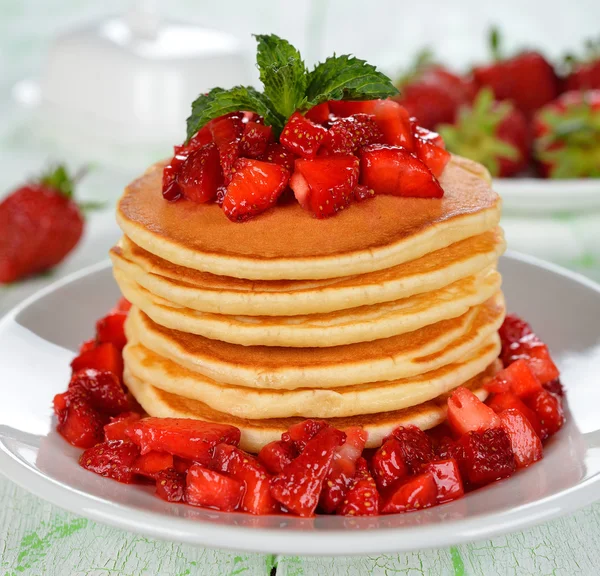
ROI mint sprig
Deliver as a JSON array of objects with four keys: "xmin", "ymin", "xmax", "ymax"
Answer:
[{"xmin": 186, "ymin": 34, "xmax": 399, "ymax": 141}]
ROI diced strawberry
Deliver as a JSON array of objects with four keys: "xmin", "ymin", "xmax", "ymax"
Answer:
[
  {"xmin": 526, "ymin": 389, "xmax": 565, "ymax": 438},
  {"xmin": 290, "ymin": 155, "xmax": 360, "ymax": 218},
  {"xmin": 485, "ymin": 359, "xmax": 543, "ymax": 399},
  {"xmin": 305, "ymin": 102, "xmax": 331, "ymax": 124},
  {"xmin": 132, "ymin": 451, "xmax": 174, "ymax": 477},
  {"xmin": 126, "ymin": 418, "xmax": 240, "ymax": 464},
  {"xmin": 319, "ymin": 427, "xmax": 367, "ymax": 513},
  {"xmin": 78, "ymin": 339, "xmax": 97, "ymax": 355},
  {"xmin": 240, "ymin": 122, "xmax": 273, "ymax": 159},
  {"xmin": 456, "ymin": 428, "xmax": 516, "ymax": 486},
  {"xmin": 499, "ymin": 409, "xmax": 543, "ymax": 468},
  {"xmin": 221, "ymin": 158, "xmax": 289, "ymax": 222},
  {"xmin": 162, "ymin": 149, "xmax": 187, "ymax": 201},
  {"xmin": 210, "ymin": 113, "xmax": 244, "ymax": 184},
  {"xmin": 359, "ymin": 144, "xmax": 444, "ymax": 198},
  {"xmin": 258, "ymin": 440, "xmax": 297, "ymax": 475},
  {"xmin": 56, "ymin": 390, "xmax": 105, "ymax": 449},
  {"xmin": 415, "ymin": 125, "xmax": 446, "ymax": 148},
  {"xmin": 270, "ymin": 427, "xmax": 345, "ymax": 517},
  {"xmin": 427, "ymin": 422, "xmax": 454, "ymax": 451},
  {"xmin": 447, "ymin": 387, "xmax": 502, "ymax": 437},
  {"xmin": 414, "ymin": 134, "xmax": 451, "ymax": 178},
  {"xmin": 544, "ymin": 378, "xmax": 564, "ymax": 397},
  {"xmin": 486, "ymin": 392, "xmax": 544, "ymax": 440},
  {"xmin": 353, "ymin": 185, "xmax": 375, "ymax": 202},
  {"xmin": 260, "ymin": 143, "xmax": 297, "ymax": 172},
  {"xmin": 372, "ymin": 100, "xmax": 414, "ymax": 150},
  {"xmin": 173, "ymin": 457, "xmax": 194, "ymax": 475},
  {"xmin": 281, "ymin": 419, "xmax": 329, "ymax": 453},
  {"xmin": 380, "ymin": 472, "xmax": 438, "ymax": 514},
  {"xmin": 187, "ymin": 124, "xmax": 213, "ymax": 149},
  {"xmin": 186, "ymin": 464, "xmax": 244, "ymax": 512},
  {"xmin": 104, "ymin": 412, "xmax": 141, "ymax": 441},
  {"xmin": 80, "ymin": 440, "xmax": 140, "ymax": 483},
  {"xmin": 519, "ymin": 345, "xmax": 560, "ymax": 386},
  {"xmin": 177, "ymin": 144, "xmax": 223, "ymax": 203},
  {"xmin": 328, "ymin": 100, "xmax": 379, "ymax": 117},
  {"xmin": 337, "ymin": 457, "xmax": 379, "ymax": 516},
  {"xmin": 95, "ymin": 311, "xmax": 128, "ymax": 351},
  {"xmin": 213, "ymin": 444, "xmax": 276, "ymax": 515},
  {"xmin": 392, "ymin": 425, "xmax": 435, "ymax": 474},
  {"xmin": 323, "ymin": 114, "xmax": 383, "ymax": 155},
  {"xmin": 280, "ymin": 112, "xmax": 328, "ymax": 159},
  {"xmin": 71, "ymin": 342, "xmax": 123, "ymax": 381},
  {"xmin": 155, "ymin": 468, "xmax": 186, "ymax": 502},
  {"xmin": 435, "ymin": 438, "xmax": 469, "ymax": 480},
  {"xmin": 425, "ymin": 459, "xmax": 464, "ymax": 503},
  {"xmin": 69, "ymin": 369, "xmax": 129, "ymax": 416},
  {"xmin": 371, "ymin": 438, "xmax": 408, "ymax": 491}
]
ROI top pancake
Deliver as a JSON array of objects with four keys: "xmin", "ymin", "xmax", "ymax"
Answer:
[{"xmin": 117, "ymin": 155, "xmax": 500, "ymax": 280}]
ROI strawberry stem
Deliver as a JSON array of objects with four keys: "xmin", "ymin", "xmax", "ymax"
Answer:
[{"xmin": 490, "ymin": 27, "xmax": 502, "ymax": 61}]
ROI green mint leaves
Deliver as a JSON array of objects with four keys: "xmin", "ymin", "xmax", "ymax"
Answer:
[{"xmin": 186, "ymin": 34, "xmax": 398, "ymax": 141}]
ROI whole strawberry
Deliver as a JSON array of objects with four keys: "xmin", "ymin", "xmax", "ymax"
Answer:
[
  {"xmin": 473, "ymin": 28, "xmax": 559, "ymax": 117},
  {"xmin": 438, "ymin": 88, "xmax": 530, "ymax": 178},
  {"xmin": 533, "ymin": 90, "xmax": 600, "ymax": 178},
  {"xmin": 0, "ymin": 166, "xmax": 85, "ymax": 283},
  {"xmin": 562, "ymin": 39, "xmax": 600, "ymax": 91}
]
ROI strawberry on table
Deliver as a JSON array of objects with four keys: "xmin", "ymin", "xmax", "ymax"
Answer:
[
  {"xmin": 499, "ymin": 409, "xmax": 543, "ymax": 468},
  {"xmin": 359, "ymin": 144, "xmax": 444, "ymax": 198},
  {"xmin": 438, "ymin": 88, "xmax": 530, "ymax": 178},
  {"xmin": 186, "ymin": 464, "xmax": 244, "ymax": 512},
  {"xmin": 447, "ymin": 386, "xmax": 502, "ymax": 437},
  {"xmin": 221, "ymin": 158, "xmax": 289, "ymax": 222},
  {"xmin": 280, "ymin": 112, "xmax": 328, "ymax": 159},
  {"xmin": 80, "ymin": 440, "xmax": 140, "ymax": 483},
  {"xmin": 69, "ymin": 369, "xmax": 130, "ymax": 415},
  {"xmin": 380, "ymin": 472, "xmax": 438, "ymax": 514},
  {"xmin": 337, "ymin": 457, "xmax": 379, "ymax": 516},
  {"xmin": 0, "ymin": 165, "xmax": 87, "ymax": 284},
  {"xmin": 71, "ymin": 342, "xmax": 124, "ymax": 380},
  {"xmin": 155, "ymin": 468, "xmax": 186, "ymax": 502}
]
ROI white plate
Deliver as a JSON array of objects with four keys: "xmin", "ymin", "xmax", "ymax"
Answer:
[
  {"xmin": 494, "ymin": 178, "xmax": 600, "ymax": 214},
  {"xmin": 0, "ymin": 254, "xmax": 600, "ymax": 556}
]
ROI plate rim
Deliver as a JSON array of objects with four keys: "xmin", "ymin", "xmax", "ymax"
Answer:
[{"xmin": 1, "ymin": 252, "xmax": 600, "ymax": 555}]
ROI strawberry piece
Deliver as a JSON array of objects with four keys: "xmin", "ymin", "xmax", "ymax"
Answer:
[
  {"xmin": 111, "ymin": 297, "xmax": 132, "ymax": 313},
  {"xmin": 280, "ymin": 112, "xmax": 328, "ymax": 159},
  {"xmin": 79, "ymin": 339, "xmax": 96, "ymax": 355},
  {"xmin": 80, "ymin": 440, "xmax": 140, "ymax": 483},
  {"xmin": 486, "ymin": 392, "xmax": 544, "ymax": 440},
  {"xmin": 177, "ymin": 143, "xmax": 223, "ymax": 203},
  {"xmin": 0, "ymin": 165, "xmax": 85, "ymax": 284},
  {"xmin": 319, "ymin": 427, "xmax": 367, "ymax": 514},
  {"xmin": 173, "ymin": 457, "xmax": 194, "ymax": 475},
  {"xmin": 260, "ymin": 143, "xmax": 297, "ymax": 172},
  {"xmin": 427, "ymin": 422, "xmax": 454, "ymax": 451},
  {"xmin": 132, "ymin": 451, "xmax": 174, "ymax": 477},
  {"xmin": 372, "ymin": 100, "xmax": 414, "ymax": 150},
  {"xmin": 305, "ymin": 102, "xmax": 331, "ymax": 124},
  {"xmin": 240, "ymin": 122, "xmax": 273, "ymax": 159},
  {"xmin": 499, "ymin": 409, "xmax": 543, "ymax": 468},
  {"xmin": 413, "ymin": 133, "xmax": 451, "ymax": 178},
  {"xmin": 162, "ymin": 149, "xmax": 188, "ymax": 201},
  {"xmin": 55, "ymin": 389, "xmax": 105, "ymax": 449},
  {"xmin": 380, "ymin": 472, "xmax": 438, "ymax": 514},
  {"xmin": 391, "ymin": 425, "xmax": 435, "ymax": 474},
  {"xmin": 359, "ymin": 144, "xmax": 444, "ymax": 198},
  {"xmin": 258, "ymin": 440, "xmax": 297, "ymax": 475},
  {"xmin": 353, "ymin": 185, "xmax": 375, "ymax": 202},
  {"xmin": 415, "ymin": 125, "xmax": 445, "ymax": 148},
  {"xmin": 71, "ymin": 342, "xmax": 123, "ymax": 380},
  {"xmin": 456, "ymin": 428, "xmax": 516, "ymax": 486},
  {"xmin": 270, "ymin": 427, "xmax": 346, "ymax": 517},
  {"xmin": 544, "ymin": 378, "xmax": 564, "ymax": 397},
  {"xmin": 104, "ymin": 412, "xmax": 141, "ymax": 442},
  {"xmin": 425, "ymin": 459, "xmax": 464, "ymax": 503},
  {"xmin": 485, "ymin": 359, "xmax": 543, "ymax": 399},
  {"xmin": 155, "ymin": 468, "xmax": 186, "ymax": 502},
  {"xmin": 210, "ymin": 113, "xmax": 244, "ymax": 184},
  {"xmin": 323, "ymin": 114, "xmax": 383, "ymax": 155},
  {"xmin": 213, "ymin": 444, "xmax": 276, "ymax": 515},
  {"xmin": 370, "ymin": 438, "xmax": 408, "ymax": 491},
  {"xmin": 337, "ymin": 457, "xmax": 379, "ymax": 516},
  {"xmin": 95, "ymin": 311, "xmax": 128, "ymax": 351},
  {"xmin": 221, "ymin": 158, "xmax": 289, "ymax": 222},
  {"xmin": 447, "ymin": 386, "xmax": 502, "ymax": 437},
  {"xmin": 290, "ymin": 155, "xmax": 360, "ymax": 218},
  {"xmin": 69, "ymin": 369, "xmax": 129, "ymax": 415},
  {"xmin": 186, "ymin": 464, "xmax": 244, "ymax": 512},
  {"xmin": 526, "ymin": 389, "xmax": 565, "ymax": 438},
  {"xmin": 328, "ymin": 100, "xmax": 380, "ymax": 117},
  {"xmin": 125, "ymin": 418, "xmax": 240, "ymax": 464},
  {"xmin": 281, "ymin": 419, "xmax": 329, "ymax": 454}
]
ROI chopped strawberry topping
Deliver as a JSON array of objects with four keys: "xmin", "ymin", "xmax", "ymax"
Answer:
[
  {"xmin": 487, "ymin": 392, "xmax": 544, "ymax": 440},
  {"xmin": 337, "ymin": 457, "xmax": 379, "ymax": 516},
  {"xmin": 95, "ymin": 312, "xmax": 128, "ymax": 350},
  {"xmin": 186, "ymin": 464, "xmax": 244, "ymax": 512},
  {"xmin": 69, "ymin": 369, "xmax": 129, "ymax": 416},
  {"xmin": 359, "ymin": 144, "xmax": 444, "ymax": 198},
  {"xmin": 54, "ymin": 387, "xmax": 105, "ymax": 449},
  {"xmin": 328, "ymin": 100, "xmax": 379, "ymax": 117},
  {"xmin": 240, "ymin": 122, "xmax": 273, "ymax": 159},
  {"xmin": 304, "ymin": 102, "xmax": 331, "ymax": 125},
  {"xmin": 371, "ymin": 438, "xmax": 408, "ymax": 491},
  {"xmin": 323, "ymin": 114, "xmax": 383, "ymax": 155},
  {"xmin": 104, "ymin": 412, "xmax": 141, "ymax": 442},
  {"xmin": 499, "ymin": 409, "xmax": 543, "ymax": 468},
  {"xmin": 380, "ymin": 472, "xmax": 438, "ymax": 514},
  {"xmin": 210, "ymin": 113, "xmax": 244, "ymax": 184},
  {"xmin": 258, "ymin": 440, "xmax": 297, "ymax": 475},
  {"xmin": 178, "ymin": 144, "xmax": 223, "ymax": 203},
  {"xmin": 132, "ymin": 451, "xmax": 174, "ymax": 477},
  {"xmin": 447, "ymin": 387, "xmax": 502, "ymax": 437},
  {"xmin": 80, "ymin": 440, "xmax": 140, "ymax": 483},
  {"xmin": 281, "ymin": 419, "xmax": 329, "ymax": 453},
  {"xmin": 526, "ymin": 389, "xmax": 565, "ymax": 438},
  {"xmin": 414, "ymin": 134, "xmax": 451, "ymax": 178},
  {"xmin": 71, "ymin": 342, "xmax": 123, "ymax": 381},
  {"xmin": 260, "ymin": 143, "xmax": 297, "ymax": 172},
  {"xmin": 353, "ymin": 185, "xmax": 375, "ymax": 202},
  {"xmin": 425, "ymin": 459, "xmax": 464, "ymax": 503},
  {"xmin": 485, "ymin": 359, "xmax": 543, "ymax": 399},
  {"xmin": 280, "ymin": 112, "xmax": 328, "ymax": 159},
  {"xmin": 221, "ymin": 158, "xmax": 289, "ymax": 222},
  {"xmin": 391, "ymin": 425, "xmax": 435, "ymax": 474},
  {"xmin": 155, "ymin": 468, "xmax": 186, "ymax": 502},
  {"xmin": 372, "ymin": 100, "xmax": 414, "ymax": 150}
]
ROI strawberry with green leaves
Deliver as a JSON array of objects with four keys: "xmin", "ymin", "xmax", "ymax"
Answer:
[
  {"xmin": 533, "ymin": 90, "xmax": 600, "ymax": 178},
  {"xmin": 438, "ymin": 88, "xmax": 530, "ymax": 177},
  {"xmin": 0, "ymin": 165, "xmax": 94, "ymax": 284}
]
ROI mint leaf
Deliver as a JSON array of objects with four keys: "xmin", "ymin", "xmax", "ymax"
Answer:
[
  {"xmin": 254, "ymin": 34, "xmax": 307, "ymax": 119},
  {"xmin": 186, "ymin": 86, "xmax": 283, "ymax": 141},
  {"xmin": 305, "ymin": 55, "xmax": 398, "ymax": 108}
]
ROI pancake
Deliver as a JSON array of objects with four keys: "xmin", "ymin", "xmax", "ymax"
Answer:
[
  {"xmin": 117, "ymin": 155, "xmax": 501, "ymax": 280},
  {"xmin": 124, "ymin": 360, "xmax": 501, "ymax": 452},
  {"xmin": 123, "ymin": 333, "xmax": 501, "ymax": 419},
  {"xmin": 125, "ymin": 293, "xmax": 505, "ymax": 389},
  {"xmin": 111, "ymin": 228, "xmax": 505, "ymax": 317}
]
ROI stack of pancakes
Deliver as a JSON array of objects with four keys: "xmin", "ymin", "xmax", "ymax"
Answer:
[{"xmin": 111, "ymin": 155, "xmax": 506, "ymax": 452}]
